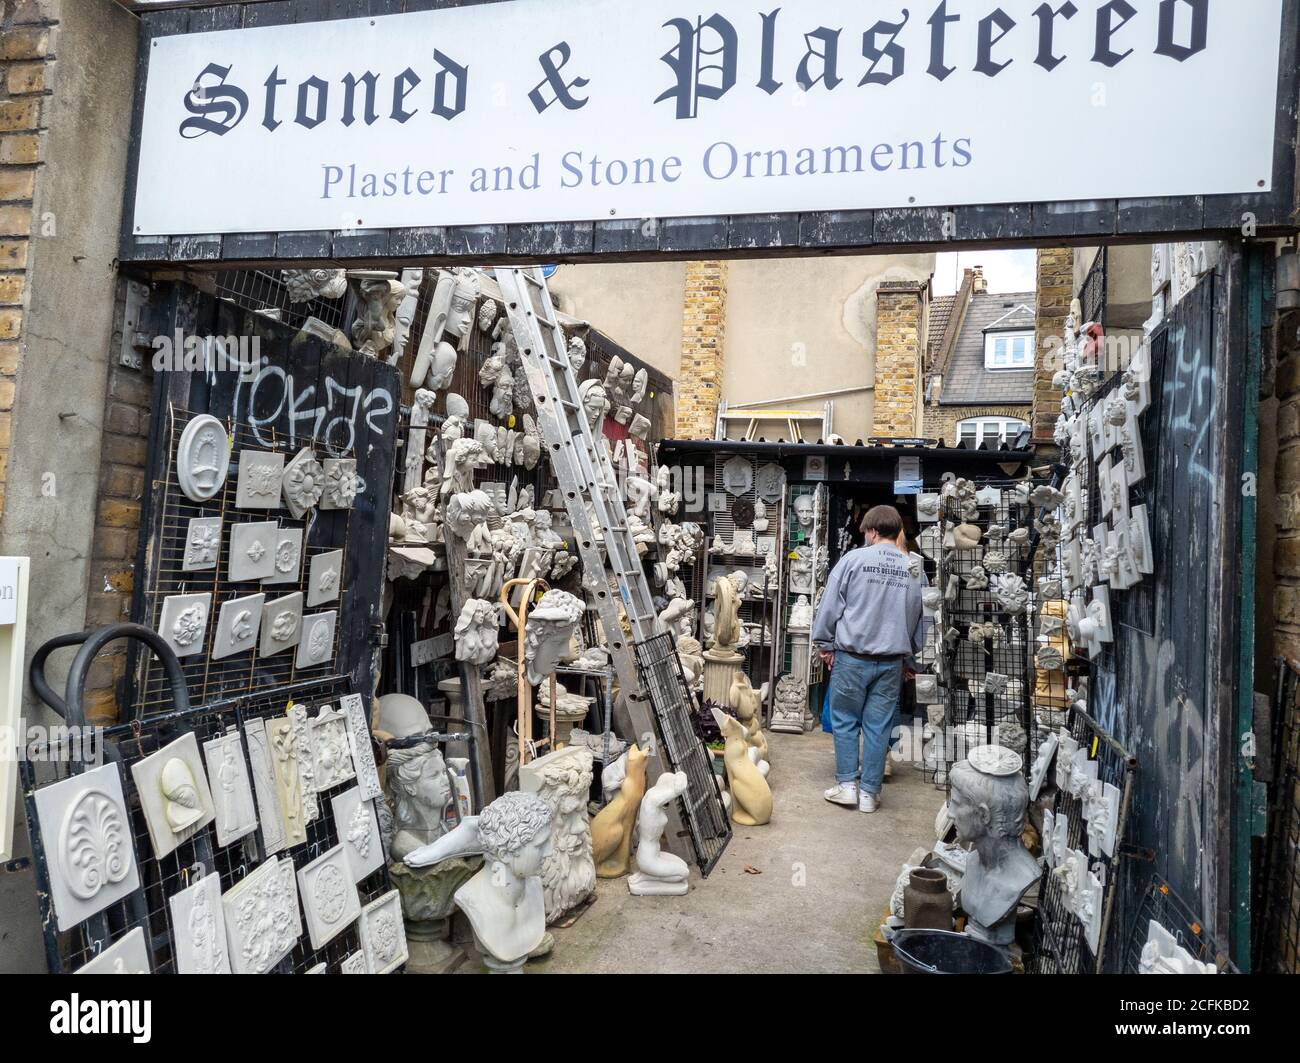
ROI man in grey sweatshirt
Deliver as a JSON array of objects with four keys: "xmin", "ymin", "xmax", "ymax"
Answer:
[{"xmin": 812, "ymin": 505, "xmax": 924, "ymax": 813}]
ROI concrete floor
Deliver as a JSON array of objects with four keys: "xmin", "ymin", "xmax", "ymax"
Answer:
[{"xmin": 509, "ymin": 730, "xmax": 943, "ymax": 974}]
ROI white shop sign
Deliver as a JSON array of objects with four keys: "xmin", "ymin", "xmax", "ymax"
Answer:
[
  {"xmin": 0, "ymin": 557, "xmax": 30, "ymax": 862},
  {"xmin": 133, "ymin": 0, "xmax": 1284, "ymax": 236}
]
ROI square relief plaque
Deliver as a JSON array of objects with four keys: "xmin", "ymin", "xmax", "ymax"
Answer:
[
  {"xmin": 235, "ymin": 449, "xmax": 285, "ymax": 510},
  {"xmin": 259, "ymin": 592, "xmax": 304, "ymax": 657},
  {"xmin": 130, "ymin": 731, "xmax": 217, "ymax": 860},
  {"xmin": 222, "ymin": 856, "xmax": 302, "ymax": 974},
  {"xmin": 307, "ymin": 549, "xmax": 343, "ymax": 607},
  {"xmin": 213, "ymin": 592, "xmax": 266, "ymax": 659},
  {"xmin": 157, "ymin": 592, "xmax": 212, "ymax": 660},
  {"xmin": 228, "ymin": 521, "xmax": 278, "ymax": 582},
  {"xmin": 264, "ymin": 527, "xmax": 304, "ymax": 586},
  {"xmin": 296, "ymin": 610, "xmax": 337, "ymax": 669},
  {"xmin": 311, "ymin": 704, "xmax": 356, "ymax": 791},
  {"xmin": 358, "ymin": 889, "xmax": 408, "ymax": 974},
  {"xmin": 297, "ymin": 843, "xmax": 361, "ymax": 949},
  {"xmin": 168, "ymin": 871, "xmax": 231, "ymax": 974},
  {"xmin": 182, "ymin": 516, "xmax": 223, "ymax": 572},
  {"xmin": 331, "ymin": 786, "xmax": 384, "ymax": 883},
  {"xmin": 74, "ymin": 926, "xmax": 152, "ymax": 974}
]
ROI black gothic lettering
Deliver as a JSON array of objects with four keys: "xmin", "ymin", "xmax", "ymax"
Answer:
[
  {"xmin": 1155, "ymin": 0, "xmax": 1209, "ymax": 61},
  {"xmin": 758, "ymin": 9, "xmax": 783, "ymax": 96},
  {"xmin": 431, "ymin": 49, "xmax": 469, "ymax": 120},
  {"xmin": 528, "ymin": 42, "xmax": 591, "ymax": 112},
  {"xmin": 1033, "ymin": 2, "xmax": 1079, "ymax": 72},
  {"xmin": 179, "ymin": 62, "xmax": 248, "ymax": 139},
  {"xmin": 797, "ymin": 27, "xmax": 843, "ymax": 91},
  {"xmin": 654, "ymin": 14, "xmax": 738, "ymax": 120},
  {"xmin": 1093, "ymin": 0, "xmax": 1137, "ymax": 67},
  {"xmin": 860, "ymin": 10, "xmax": 910, "ymax": 87},
  {"xmin": 927, "ymin": 1, "xmax": 961, "ymax": 81},
  {"xmin": 974, "ymin": 8, "xmax": 1016, "ymax": 76}
]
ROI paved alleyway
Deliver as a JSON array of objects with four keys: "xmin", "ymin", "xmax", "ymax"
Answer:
[{"xmin": 465, "ymin": 730, "xmax": 943, "ymax": 974}]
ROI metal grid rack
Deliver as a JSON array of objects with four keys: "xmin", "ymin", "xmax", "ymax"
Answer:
[
  {"xmin": 19, "ymin": 676, "xmax": 391, "ymax": 974},
  {"xmin": 1121, "ymin": 871, "xmax": 1236, "ymax": 974},
  {"xmin": 1029, "ymin": 704, "xmax": 1137, "ymax": 974},
  {"xmin": 633, "ymin": 631, "xmax": 732, "ymax": 877},
  {"xmin": 213, "ymin": 269, "xmax": 351, "ymax": 334},
  {"xmin": 930, "ymin": 484, "xmax": 1034, "ymax": 787},
  {"xmin": 132, "ymin": 406, "xmax": 348, "ymax": 715}
]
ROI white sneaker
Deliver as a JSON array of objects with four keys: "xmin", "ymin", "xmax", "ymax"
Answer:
[
  {"xmin": 859, "ymin": 791, "xmax": 881, "ymax": 814},
  {"xmin": 824, "ymin": 782, "xmax": 859, "ymax": 807}
]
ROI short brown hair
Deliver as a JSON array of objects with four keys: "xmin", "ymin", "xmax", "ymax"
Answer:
[{"xmin": 861, "ymin": 505, "xmax": 903, "ymax": 539}]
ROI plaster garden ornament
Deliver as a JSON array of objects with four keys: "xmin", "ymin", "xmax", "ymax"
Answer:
[
  {"xmin": 307, "ymin": 548, "xmax": 343, "ymax": 607},
  {"xmin": 297, "ymin": 843, "xmax": 363, "ymax": 949},
  {"xmin": 1028, "ymin": 484, "xmax": 1065, "ymax": 510},
  {"xmin": 266, "ymin": 716, "xmax": 309, "ymax": 847},
  {"xmin": 566, "ymin": 334, "xmax": 587, "ymax": 374},
  {"xmin": 450, "ymin": 790, "xmax": 554, "ymax": 972},
  {"xmin": 33, "ymin": 762, "xmax": 141, "ymax": 932},
  {"xmin": 296, "ymin": 610, "xmax": 337, "ymax": 668},
  {"xmin": 234, "ymin": 450, "xmax": 284, "ymax": 510},
  {"xmin": 309, "ymin": 704, "xmax": 357, "ymax": 792},
  {"xmin": 157, "ymin": 592, "xmax": 212, "ymax": 659},
  {"xmin": 519, "ymin": 746, "xmax": 596, "ymax": 922},
  {"xmin": 915, "ymin": 674, "xmax": 941, "ymax": 704},
  {"xmin": 624, "ymin": 771, "xmax": 692, "ymax": 898},
  {"xmin": 332, "ymin": 786, "xmax": 385, "ymax": 883},
  {"xmin": 167, "ymin": 871, "xmax": 230, "ymax": 975},
  {"xmin": 591, "ymin": 744, "xmax": 648, "ymax": 878},
  {"xmin": 263, "ymin": 527, "xmax": 303, "ymax": 587},
  {"xmin": 182, "ymin": 517, "xmax": 222, "ymax": 572},
  {"xmin": 321, "ymin": 458, "xmax": 359, "ymax": 510},
  {"xmin": 711, "ymin": 706, "xmax": 773, "ymax": 826},
  {"xmin": 176, "ymin": 414, "xmax": 230, "ymax": 503},
  {"xmin": 202, "ymin": 730, "xmax": 258, "ymax": 848},
  {"xmin": 721, "ymin": 455, "xmax": 754, "ymax": 497},
  {"xmin": 359, "ymin": 889, "xmax": 409, "ymax": 974},
  {"xmin": 348, "ymin": 272, "xmax": 405, "ymax": 359},
  {"xmin": 243, "ymin": 718, "xmax": 285, "ymax": 856},
  {"xmin": 211, "ymin": 592, "xmax": 265, "ymax": 660},
  {"xmin": 228, "ymin": 521, "xmax": 278, "ymax": 582},
  {"xmin": 282, "ymin": 447, "xmax": 326, "ymax": 518},
  {"xmin": 284, "ymin": 267, "xmax": 348, "ymax": 303},
  {"xmin": 130, "ymin": 732, "xmax": 217, "ymax": 860},
  {"xmin": 441, "ymin": 437, "xmax": 493, "ymax": 499},
  {"xmin": 1028, "ymin": 733, "xmax": 1059, "ymax": 800},
  {"xmin": 965, "ymin": 565, "xmax": 990, "ymax": 591},
  {"xmin": 1139, "ymin": 920, "xmax": 1217, "ymax": 975},
  {"xmin": 952, "ymin": 523, "xmax": 983, "ymax": 549},
  {"xmin": 455, "ymin": 598, "xmax": 500, "ymax": 665},
  {"xmin": 445, "ymin": 489, "xmax": 495, "ymax": 540},
  {"xmin": 1084, "ymin": 779, "xmax": 1122, "ymax": 860},
  {"xmin": 1130, "ymin": 504, "xmax": 1154, "ymax": 576},
  {"xmin": 947, "ymin": 751, "xmax": 1038, "ymax": 948},
  {"xmin": 993, "ymin": 573, "xmax": 1029, "ymax": 615},
  {"xmin": 788, "ymin": 595, "xmax": 814, "ymax": 631},
  {"xmin": 222, "ymin": 856, "xmax": 303, "ymax": 974},
  {"xmin": 74, "ymin": 927, "xmax": 152, "ymax": 975},
  {"xmin": 523, "ymin": 590, "xmax": 586, "ymax": 685}
]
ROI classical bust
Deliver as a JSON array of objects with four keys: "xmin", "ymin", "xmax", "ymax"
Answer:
[{"xmin": 387, "ymin": 743, "xmax": 453, "ymax": 863}]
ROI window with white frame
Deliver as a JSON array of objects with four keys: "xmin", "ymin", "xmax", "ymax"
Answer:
[
  {"xmin": 984, "ymin": 330, "xmax": 1034, "ymax": 369},
  {"xmin": 957, "ymin": 417, "xmax": 1028, "ymax": 449}
]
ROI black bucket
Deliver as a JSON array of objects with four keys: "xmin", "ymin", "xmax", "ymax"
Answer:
[{"xmin": 891, "ymin": 929, "xmax": 1013, "ymax": 974}]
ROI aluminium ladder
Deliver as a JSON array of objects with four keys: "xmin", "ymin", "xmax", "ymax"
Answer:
[{"xmin": 496, "ymin": 266, "xmax": 731, "ymax": 874}]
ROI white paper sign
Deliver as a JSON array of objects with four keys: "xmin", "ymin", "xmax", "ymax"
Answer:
[
  {"xmin": 0, "ymin": 559, "xmax": 17, "ymax": 626},
  {"xmin": 132, "ymin": 0, "xmax": 1284, "ymax": 235}
]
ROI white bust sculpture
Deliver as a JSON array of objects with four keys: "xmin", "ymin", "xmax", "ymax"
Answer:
[
  {"xmin": 453, "ymin": 791, "xmax": 553, "ymax": 972},
  {"xmin": 793, "ymin": 494, "xmax": 814, "ymax": 529},
  {"xmin": 454, "ymin": 599, "xmax": 499, "ymax": 665},
  {"xmin": 628, "ymin": 772, "xmax": 691, "ymax": 896},
  {"xmin": 523, "ymin": 590, "xmax": 584, "ymax": 685},
  {"xmin": 948, "ymin": 749, "xmax": 1039, "ymax": 949},
  {"xmin": 387, "ymin": 743, "xmax": 452, "ymax": 862},
  {"xmin": 788, "ymin": 595, "xmax": 814, "ymax": 631}
]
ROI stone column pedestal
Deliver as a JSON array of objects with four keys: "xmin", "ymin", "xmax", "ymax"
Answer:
[
  {"xmin": 388, "ymin": 855, "xmax": 482, "ymax": 974},
  {"xmin": 702, "ymin": 648, "xmax": 744, "ymax": 707}
]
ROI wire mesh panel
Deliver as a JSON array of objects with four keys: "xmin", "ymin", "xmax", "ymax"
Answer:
[
  {"xmin": 213, "ymin": 269, "xmax": 350, "ymax": 334},
  {"xmin": 1121, "ymin": 871, "xmax": 1235, "ymax": 974},
  {"xmin": 19, "ymin": 677, "xmax": 392, "ymax": 974},
  {"xmin": 634, "ymin": 631, "xmax": 732, "ymax": 876}
]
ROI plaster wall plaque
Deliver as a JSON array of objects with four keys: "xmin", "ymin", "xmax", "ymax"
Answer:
[
  {"xmin": 755, "ymin": 463, "xmax": 784, "ymax": 502},
  {"xmin": 74, "ymin": 926, "xmax": 151, "ymax": 974},
  {"xmin": 235, "ymin": 450, "xmax": 285, "ymax": 510},
  {"xmin": 176, "ymin": 414, "xmax": 230, "ymax": 502},
  {"xmin": 243, "ymin": 718, "xmax": 285, "ymax": 855},
  {"xmin": 202, "ymin": 729, "xmax": 258, "ymax": 847},
  {"xmin": 307, "ymin": 548, "xmax": 344, "ymax": 607},
  {"xmin": 266, "ymin": 716, "xmax": 308, "ymax": 848},
  {"xmin": 264, "ymin": 527, "xmax": 304, "ymax": 586},
  {"xmin": 157, "ymin": 592, "xmax": 212, "ymax": 659},
  {"xmin": 289, "ymin": 704, "xmax": 320, "ymax": 822},
  {"xmin": 168, "ymin": 871, "xmax": 231, "ymax": 974},
  {"xmin": 212, "ymin": 592, "xmax": 266, "ymax": 659},
  {"xmin": 296, "ymin": 610, "xmax": 338, "ymax": 668},
  {"xmin": 297, "ymin": 843, "xmax": 362, "ymax": 949},
  {"xmin": 282, "ymin": 447, "xmax": 326, "ymax": 518},
  {"xmin": 182, "ymin": 517, "xmax": 222, "ymax": 572},
  {"xmin": 129, "ymin": 732, "xmax": 217, "ymax": 860},
  {"xmin": 228, "ymin": 522, "xmax": 278, "ymax": 582},
  {"xmin": 259, "ymin": 591, "xmax": 303, "ymax": 657},
  {"xmin": 311, "ymin": 704, "xmax": 357, "ymax": 791},
  {"xmin": 341, "ymin": 693, "xmax": 383, "ymax": 802},
  {"xmin": 359, "ymin": 889, "xmax": 409, "ymax": 973},
  {"xmin": 33, "ymin": 762, "xmax": 141, "ymax": 932},
  {"xmin": 331, "ymin": 786, "xmax": 385, "ymax": 882},
  {"xmin": 222, "ymin": 856, "xmax": 302, "ymax": 974},
  {"xmin": 321, "ymin": 458, "xmax": 359, "ymax": 510},
  {"xmin": 721, "ymin": 455, "xmax": 754, "ymax": 496},
  {"xmin": 340, "ymin": 951, "xmax": 368, "ymax": 974}
]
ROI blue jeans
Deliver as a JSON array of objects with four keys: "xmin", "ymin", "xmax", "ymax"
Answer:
[{"xmin": 828, "ymin": 654, "xmax": 903, "ymax": 796}]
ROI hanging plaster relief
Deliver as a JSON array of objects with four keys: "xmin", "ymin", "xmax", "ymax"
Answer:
[
  {"xmin": 1130, "ymin": 505, "xmax": 1154, "ymax": 576},
  {"xmin": 33, "ymin": 762, "xmax": 142, "ymax": 932},
  {"xmin": 454, "ymin": 598, "xmax": 499, "ymax": 665},
  {"xmin": 176, "ymin": 414, "xmax": 230, "ymax": 502},
  {"xmin": 348, "ymin": 272, "xmax": 404, "ymax": 359},
  {"xmin": 266, "ymin": 716, "xmax": 308, "ymax": 847},
  {"xmin": 915, "ymin": 674, "xmax": 941, "ymax": 704},
  {"xmin": 755, "ymin": 463, "xmax": 784, "ymax": 503},
  {"xmin": 630, "ymin": 367, "xmax": 648, "ymax": 404},
  {"xmin": 202, "ymin": 730, "xmax": 258, "ymax": 847},
  {"xmin": 331, "ymin": 786, "xmax": 384, "ymax": 883},
  {"xmin": 74, "ymin": 926, "xmax": 151, "ymax": 974},
  {"xmin": 984, "ymin": 672, "xmax": 1009, "ymax": 696},
  {"xmin": 916, "ymin": 493, "xmax": 941, "ymax": 523},
  {"xmin": 629, "ymin": 413, "xmax": 651, "ymax": 439},
  {"xmin": 263, "ymin": 527, "xmax": 303, "ymax": 586},
  {"xmin": 235, "ymin": 450, "xmax": 285, "ymax": 510},
  {"xmin": 579, "ymin": 377, "xmax": 610, "ymax": 434},
  {"xmin": 306, "ymin": 548, "xmax": 343, "ymax": 608},
  {"xmin": 310, "ymin": 704, "xmax": 356, "ymax": 791},
  {"xmin": 566, "ymin": 334, "xmax": 587, "ymax": 374},
  {"xmin": 258, "ymin": 591, "xmax": 303, "ymax": 657},
  {"xmin": 296, "ymin": 610, "xmax": 337, "ymax": 668},
  {"xmin": 789, "ymin": 548, "xmax": 815, "ymax": 595},
  {"xmin": 441, "ymin": 437, "xmax": 494, "ymax": 499},
  {"xmin": 288, "ymin": 704, "xmax": 320, "ymax": 824},
  {"xmin": 1139, "ymin": 920, "xmax": 1217, "ymax": 974},
  {"xmin": 321, "ymin": 458, "xmax": 359, "ymax": 510},
  {"xmin": 993, "ymin": 573, "xmax": 1029, "ymax": 615},
  {"xmin": 341, "ymin": 951, "xmax": 368, "ymax": 974},
  {"xmin": 297, "ymin": 843, "xmax": 362, "ymax": 949},
  {"xmin": 1080, "ymin": 862, "xmax": 1106, "ymax": 953},
  {"xmin": 130, "ymin": 732, "xmax": 217, "ymax": 861},
  {"xmin": 157, "ymin": 592, "xmax": 212, "ymax": 659},
  {"xmin": 1119, "ymin": 410, "xmax": 1146, "ymax": 485},
  {"xmin": 168, "ymin": 871, "xmax": 230, "ymax": 975},
  {"xmin": 281, "ymin": 447, "xmax": 325, "ymax": 519},
  {"xmin": 228, "ymin": 521, "xmax": 277, "ymax": 582},
  {"xmin": 1029, "ymin": 733, "xmax": 1059, "ymax": 800},
  {"xmin": 965, "ymin": 566, "xmax": 990, "ymax": 591},
  {"xmin": 1084, "ymin": 779, "xmax": 1121, "ymax": 859},
  {"xmin": 244, "ymin": 718, "xmax": 285, "ymax": 855},
  {"xmin": 445, "ymin": 489, "xmax": 494, "ymax": 540},
  {"xmin": 223, "ymin": 856, "xmax": 302, "ymax": 974},
  {"xmin": 519, "ymin": 746, "xmax": 596, "ymax": 922},
  {"xmin": 212, "ymin": 592, "xmax": 265, "ymax": 659},
  {"xmin": 722, "ymin": 456, "xmax": 754, "ymax": 497},
  {"xmin": 341, "ymin": 693, "xmax": 384, "ymax": 802},
  {"xmin": 359, "ymin": 889, "xmax": 409, "ymax": 973},
  {"xmin": 284, "ymin": 268, "xmax": 347, "ymax": 303},
  {"xmin": 182, "ymin": 516, "xmax": 223, "ymax": 572}
]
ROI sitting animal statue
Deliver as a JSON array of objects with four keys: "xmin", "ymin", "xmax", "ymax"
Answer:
[
  {"xmin": 590, "ymin": 744, "xmax": 648, "ymax": 878},
  {"xmin": 728, "ymin": 671, "xmax": 769, "ymax": 768},
  {"xmin": 710, "ymin": 706, "xmax": 772, "ymax": 826}
]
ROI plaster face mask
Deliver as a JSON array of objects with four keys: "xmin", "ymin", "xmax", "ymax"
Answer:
[{"xmin": 794, "ymin": 496, "xmax": 814, "ymax": 528}]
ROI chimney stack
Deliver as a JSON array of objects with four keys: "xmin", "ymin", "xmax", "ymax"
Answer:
[{"xmin": 970, "ymin": 265, "xmax": 987, "ymax": 293}]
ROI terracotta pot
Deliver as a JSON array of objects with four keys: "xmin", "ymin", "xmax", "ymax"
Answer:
[{"xmin": 903, "ymin": 867, "xmax": 953, "ymax": 931}]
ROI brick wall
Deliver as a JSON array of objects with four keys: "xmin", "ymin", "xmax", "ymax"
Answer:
[
  {"xmin": 674, "ymin": 259, "xmax": 726, "ymax": 439},
  {"xmin": 873, "ymin": 281, "xmax": 925, "ymax": 438},
  {"xmin": 1033, "ymin": 247, "xmax": 1073, "ymax": 450},
  {"xmin": 1275, "ymin": 307, "xmax": 1300, "ymax": 659},
  {"xmin": 0, "ymin": 0, "xmax": 52, "ymax": 520}
]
